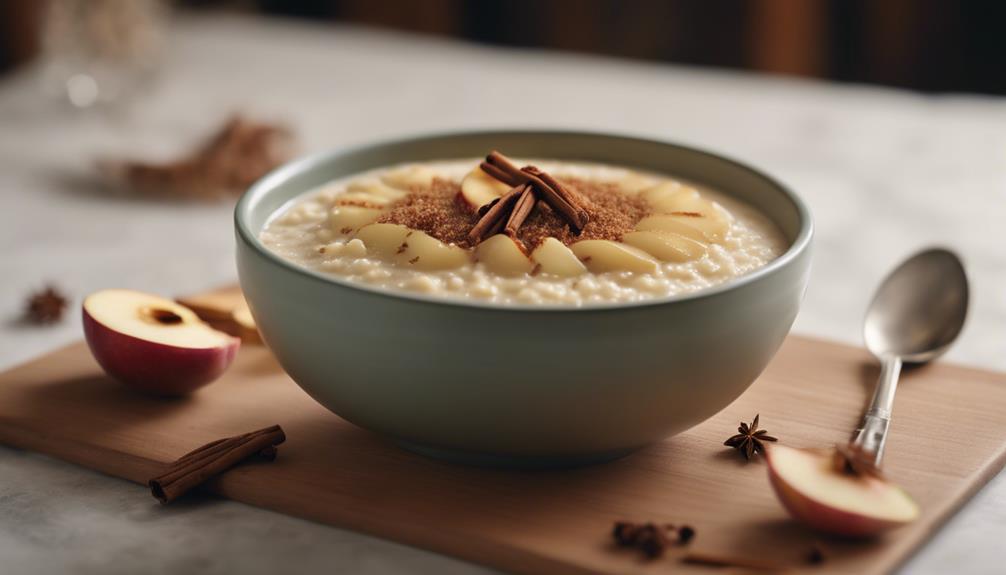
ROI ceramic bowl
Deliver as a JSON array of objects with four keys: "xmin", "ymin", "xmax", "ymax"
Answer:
[{"xmin": 235, "ymin": 131, "xmax": 813, "ymax": 467}]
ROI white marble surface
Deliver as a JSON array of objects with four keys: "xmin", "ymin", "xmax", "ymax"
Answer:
[{"xmin": 1, "ymin": 12, "xmax": 1004, "ymax": 575}]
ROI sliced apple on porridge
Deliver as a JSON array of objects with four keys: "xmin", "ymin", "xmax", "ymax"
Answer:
[
  {"xmin": 460, "ymin": 166, "xmax": 512, "ymax": 210},
  {"xmin": 639, "ymin": 181, "xmax": 693, "ymax": 210},
  {"xmin": 381, "ymin": 165, "xmax": 437, "ymax": 191},
  {"xmin": 329, "ymin": 205, "xmax": 384, "ymax": 234},
  {"xmin": 476, "ymin": 234, "xmax": 534, "ymax": 276},
  {"xmin": 346, "ymin": 180, "xmax": 408, "ymax": 201},
  {"xmin": 356, "ymin": 223, "xmax": 412, "ymax": 258},
  {"xmin": 622, "ymin": 231, "xmax": 708, "ymax": 263},
  {"xmin": 260, "ymin": 150, "xmax": 785, "ymax": 305},
  {"xmin": 530, "ymin": 238, "xmax": 587, "ymax": 277},
  {"xmin": 395, "ymin": 231, "xmax": 470, "ymax": 271},
  {"xmin": 570, "ymin": 240, "xmax": 659, "ymax": 273}
]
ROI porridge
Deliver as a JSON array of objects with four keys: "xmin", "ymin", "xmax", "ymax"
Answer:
[{"xmin": 260, "ymin": 151, "xmax": 787, "ymax": 305}]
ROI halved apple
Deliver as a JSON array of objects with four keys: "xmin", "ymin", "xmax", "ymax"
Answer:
[
  {"xmin": 460, "ymin": 166, "xmax": 511, "ymax": 211},
  {"xmin": 766, "ymin": 445, "xmax": 920, "ymax": 537},
  {"xmin": 530, "ymin": 238, "xmax": 587, "ymax": 277},
  {"xmin": 396, "ymin": 231, "xmax": 469, "ymax": 271},
  {"xmin": 83, "ymin": 289, "xmax": 239, "ymax": 395},
  {"xmin": 381, "ymin": 165, "xmax": 437, "ymax": 191},
  {"xmin": 622, "ymin": 230, "xmax": 708, "ymax": 262},
  {"xmin": 570, "ymin": 240, "xmax": 659, "ymax": 273},
  {"xmin": 330, "ymin": 205, "xmax": 384, "ymax": 235},
  {"xmin": 476, "ymin": 234, "xmax": 534, "ymax": 276}
]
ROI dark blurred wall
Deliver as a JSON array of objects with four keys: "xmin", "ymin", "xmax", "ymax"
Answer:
[
  {"xmin": 4, "ymin": 0, "xmax": 1005, "ymax": 95},
  {"xmin": 253, "ymin": 0, "xmax": 1006, "ymax": 95}
]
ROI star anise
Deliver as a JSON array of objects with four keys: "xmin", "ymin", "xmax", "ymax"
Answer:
[
  {"xmin": 723, "ymin": 414, "xmax": 777, "ymax": 460},
  {"xmin": 25, "ymin": 285, "xmax": 68, "ymax": 324},
  {"xmin": 832, "ymin": 443, "xmax": 883, "ymax": 479}
]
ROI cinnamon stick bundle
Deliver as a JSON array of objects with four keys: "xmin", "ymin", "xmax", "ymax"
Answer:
[
  {"xmin": 149, "ymin": 425, "xmax": 286, "ymax": 504},
  {"xmin": 469, "ymin": 150, "xmax": 590, "ymax": 243}
]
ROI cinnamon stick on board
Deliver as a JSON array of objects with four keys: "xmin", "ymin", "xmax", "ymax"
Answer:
[{"xmin": 149, "ymin": 424, "xmax": 286, "ymax": 504}]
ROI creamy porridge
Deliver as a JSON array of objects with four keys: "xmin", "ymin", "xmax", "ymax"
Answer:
[{"xmin": 260, "ymin": 153, "xmax": 787, "ymax": 306}]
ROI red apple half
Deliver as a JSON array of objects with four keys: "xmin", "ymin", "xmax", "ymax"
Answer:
[
  {"xmin": 766, "ymin": 444, "xmax": 920, "ymax": 537},
  {"xmin": 83, "ymin": 289, "xmax": 240, "ymax": 395}
]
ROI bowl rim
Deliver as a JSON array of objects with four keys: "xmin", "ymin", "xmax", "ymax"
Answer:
[{"xmin": 235, "ymin": 129, "xmax": 813, "ymax": 312}]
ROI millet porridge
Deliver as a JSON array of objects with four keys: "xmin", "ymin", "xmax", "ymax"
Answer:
[{"xmin": 260, "ymin": 153, "xmax": 787, "ymax": 306}]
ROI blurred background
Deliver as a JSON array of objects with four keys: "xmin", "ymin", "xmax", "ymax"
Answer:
[{"xmin": 3, "ymin": 0, "xmax": 1005, "ymax": 96}]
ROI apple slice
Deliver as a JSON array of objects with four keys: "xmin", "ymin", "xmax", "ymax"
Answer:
[
  {"xmin": 622, "ymin": 231, "xmax": 708, "ymax": 262},
  {"xmin": 636, "ymin": 210, "xmax": 729, "ymax": 243},
  {"xmin": 381, "ymin": 165, "xmax": 437, "ymax": 191},
  {"xmin": 766, "ymin": 445, "xmax": 920, "ymax": 537},
  {"xmin": 330, "ymin": 205, "xmax": 384, "ymax": 235},
  {"xmin": 570, "ymin": 240, "xmax": 659, "ymax": 273},
  {"xmin": 356, "ymin": 223, "xmax": 412, "ymax": 258},
  {"xmin": 476, "ymin": 234, "xmax": 534, "ymax": 276},
  {"xmin": 617, "ymin": 173, "xmax": 657, "ymax": 195},
  {"xmin": 334, "ymin": 192, "xmax": 395, "ymax": 208},
  {"xmin": 530, "ymin": 238, "xmax": 587, "ymax": 277},
  {"xmin": 639, "ymin": 181, "xmax": 693, "ymax": 210},
  {"xmin": 396, "ymin": 231, "xmax": 469, "ymax": 271},
  {"xmin": 635, "ymin": 214, "xmax": 708, "ymax": 243},
  {"xmin": 83, "ymin": 289, "xmax": 239, "ymax": 396},
  {"xmin": 460, "ymin": 166, "xmax": 511, "ymax": 211},
  {"xmin": 346, "ymin": 180, "xmax": 408, "ymax": 201}
]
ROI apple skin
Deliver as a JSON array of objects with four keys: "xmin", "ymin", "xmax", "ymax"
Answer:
[
  {"xmin": 766, "ymin": 446, "xmax": 919, "ymax": 538},
  {"xmin": 83, "ymin": 307, "xmax": 239, "ymax": 396}
]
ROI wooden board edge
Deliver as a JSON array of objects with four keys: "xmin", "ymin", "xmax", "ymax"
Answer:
[{"xmin": 878, "ymin": 436, "xmax": 1006, "ymax": 575}]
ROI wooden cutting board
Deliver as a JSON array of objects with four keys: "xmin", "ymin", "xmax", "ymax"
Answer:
[{"xmin": 2, "ymin": 308, "xmax": 1005, "ymax": 574}]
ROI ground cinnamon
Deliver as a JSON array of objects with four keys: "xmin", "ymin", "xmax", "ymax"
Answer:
[{"xmin": 380, "ymin": 176, "xmax": 647, "ymax": 251}]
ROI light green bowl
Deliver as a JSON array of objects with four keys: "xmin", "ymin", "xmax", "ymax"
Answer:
[{"xmin": 235, "ymin": 131, "xmax": 812, "ymax": 468}]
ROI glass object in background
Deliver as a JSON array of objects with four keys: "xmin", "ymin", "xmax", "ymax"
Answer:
[{"xmin": 40, "ymin": 0, "xmax": 167, "ymax": 109}]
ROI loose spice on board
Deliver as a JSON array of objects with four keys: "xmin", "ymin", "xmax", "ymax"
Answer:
[{"xmin": 25, "ymin": 285, "xmax": 68, "ymax": 324}]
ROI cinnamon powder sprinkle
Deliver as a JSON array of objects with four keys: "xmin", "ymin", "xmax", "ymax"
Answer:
[{"xmin": 378, "ymin": 177, "xmax": 650, "ymax": 250}]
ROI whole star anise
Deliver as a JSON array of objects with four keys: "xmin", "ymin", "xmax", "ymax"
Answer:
[
  {"xmin": 25, "ymin": 286, "xmax": 68, "ymax": 324},
  {"xmin": 723, "ymin": 414, "xmax": 777, "ymax": 460}
]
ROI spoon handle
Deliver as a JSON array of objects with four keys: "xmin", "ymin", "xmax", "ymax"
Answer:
[{"xmin": 851, "ymin": 354, "xmax": 903, "ymax": 466}]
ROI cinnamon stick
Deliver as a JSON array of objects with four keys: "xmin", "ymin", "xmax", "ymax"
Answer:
[
  {"xmin": 505, "ymin": 185, "xmax": 537, "ymax": 236},
  {"xmin": 480, "ymin": 161, "xmax": 524, "ymax": 187},
  {"xmin": 485, "ymin": 152, "xmax": 587, "ymax": 230},
  {"xmin": 521, "ymin": 165, "xmax": 590, "ymax": 223},
  {"xmin": 468, "ymin": 185, "xmax": 523, "ymax": 243},
  {"xmin": 682, "ymin": 551, "xmax": 792, "ymax": 572},
  {"xmin": 474, "ymin": 149, "xmax": 591, "ymax": 238},
  {"xmin": 149, "ymin": 425, "xmax": 286, "ymax": 504},
  {"xmin": 518, "ymin": 166, "xmax": 587, "ymax": 231},
  {"xmin": 484, "ymin": 150, "xmax": 526, "ymax": 183}
]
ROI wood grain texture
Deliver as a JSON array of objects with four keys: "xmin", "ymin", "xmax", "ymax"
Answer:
[{"xmin": 1, "ymin": 334, "xmax": 1004, "ymax": 575}]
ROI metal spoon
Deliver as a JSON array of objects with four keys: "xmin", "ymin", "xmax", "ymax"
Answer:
[{"xmin": 853, "ymin": 248, "xmax": 969, "ymax": 466}]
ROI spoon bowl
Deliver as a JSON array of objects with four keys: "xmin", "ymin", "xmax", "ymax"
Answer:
[{"xmin": 864, "ymin": 248, "xmax": 969, "ymax": 363}]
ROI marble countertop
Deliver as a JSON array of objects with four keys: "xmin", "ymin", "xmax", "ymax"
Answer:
[{"xmin": 1, "ymin": 12, "xmax": 1004, "ymax": 575}]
